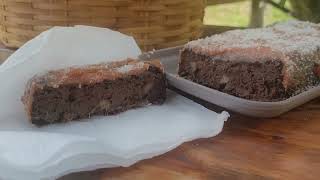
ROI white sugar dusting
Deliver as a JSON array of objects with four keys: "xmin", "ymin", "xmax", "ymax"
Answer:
[
  {"xmin": 186, "ymin": 20, "xmax": 320, "ymax": 55},
  {"xmin": 116, "ymin": 62, "xmax": 144, "ymax": 73}
]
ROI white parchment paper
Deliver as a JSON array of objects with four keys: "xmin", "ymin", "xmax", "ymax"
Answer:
[{"xmin": 0, "ymin": 26, "xmax": 229, "ymax": 180}]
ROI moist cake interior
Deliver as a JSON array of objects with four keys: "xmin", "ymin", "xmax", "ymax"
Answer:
[{"xmin": 179, "ymin": 49, "xmax": 286, "ymax": 101}]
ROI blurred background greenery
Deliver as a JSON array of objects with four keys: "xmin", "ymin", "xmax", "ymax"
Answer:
[
  {"xmin": 204, "ymin": 0, "xmax": 319, "ymax": 28},
  {"xmin": 204, "ymin": 1, "xmax": 292, "ymax": 27},
  {"xmin": 290, "ymin": 0, "xmax": 320, "ymax": 23}
]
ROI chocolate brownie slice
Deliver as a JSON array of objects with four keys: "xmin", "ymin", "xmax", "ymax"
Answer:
[
  {"xmin": 178, "ymin": 20, "xmax": 320, "ymax": 101},
  {"xmin": 22, "ymin": 59, "xmax": 166, "ymax": 126}
]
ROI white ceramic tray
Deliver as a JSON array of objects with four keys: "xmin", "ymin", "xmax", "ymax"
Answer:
[{"xmin": 140, "ymin": 46, "xmax": 320, "ymax": 118}]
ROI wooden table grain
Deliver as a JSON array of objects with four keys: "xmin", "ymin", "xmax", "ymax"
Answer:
[{"xmin": 60, "ymin": 90, "xmax": 320, "ymax": 180}]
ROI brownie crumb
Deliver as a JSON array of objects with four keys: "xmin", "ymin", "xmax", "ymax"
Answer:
[
  {"xmin": 179, "ymin": 20, "xmax": 320, "ymax": 101},
  {"xmin": 22, "ymin": 59, "xmax": 166, "ymax": 126}
]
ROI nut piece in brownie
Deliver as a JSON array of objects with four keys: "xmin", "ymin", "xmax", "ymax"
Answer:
[
  {"xmin": 179, "ymin": 20, "xmax": 320, "ymax": 101},
  {"xmin": 22, "ymin": 59, "xmax": 166, "ymax": 126}
]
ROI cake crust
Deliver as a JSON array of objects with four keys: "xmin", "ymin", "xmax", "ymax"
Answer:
[
  {"xmin": 179, "ymin": 20, "xmax": 320, "ymax": 101},
  {"xmin": 22, "ymin": 59, "xmax": 166, "ymax": 126}
]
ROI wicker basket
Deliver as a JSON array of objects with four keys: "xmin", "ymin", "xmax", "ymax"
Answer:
[{"xmin": 0, "ymin": 0, "xmax": 206, "ymax": 51}]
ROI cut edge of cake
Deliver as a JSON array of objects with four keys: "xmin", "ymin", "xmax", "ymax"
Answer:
[
  {"xmin": 22, "ymin": 59, "xmax": 166, "ymax": 126},
  {"xmin": 179, "ymin": 20, "xmax": 320, "ymax": 101}
]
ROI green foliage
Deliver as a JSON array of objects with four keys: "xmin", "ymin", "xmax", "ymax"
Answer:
[
  {"xmin": 204, "ymin": 1, "xmax": 250, "ymax": 27},
  {"xmin": 290, "ymin": 0, "xmax": 320, "ymax": 23},
  {"xmin": 204, "ymin": 1, "xmax": 293, "ymax": 27}
]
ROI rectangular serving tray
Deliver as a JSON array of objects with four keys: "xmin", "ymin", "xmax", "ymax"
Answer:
[{"xmin": 140, "ymin": 46, "xmax": 320, "ymax": 118}]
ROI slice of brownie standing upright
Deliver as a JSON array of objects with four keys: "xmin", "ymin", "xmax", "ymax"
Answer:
[
  {"xmin": 22, "ymin": 59, "xmax": 166, "ymax": 126},
  {"xmin": 179, "ymin": 20, "xmax": 320, "ymax": 101}
]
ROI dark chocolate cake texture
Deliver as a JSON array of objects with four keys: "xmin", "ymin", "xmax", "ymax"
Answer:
[
  {"xmin": 22, "ymin": 59, "xmax": 166, "ymax": 126},
  {"xmin": 179, "ymin": 20, "xmax": 320, "ymax": 101}
]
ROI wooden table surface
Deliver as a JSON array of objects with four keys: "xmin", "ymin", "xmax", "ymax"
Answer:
[{"xmin": 60, "ymin": 90, "xmax": 320, "ymax": 180}]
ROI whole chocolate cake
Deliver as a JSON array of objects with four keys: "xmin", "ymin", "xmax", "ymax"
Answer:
[
  {"xmin": 178, "ymin": 20, "xmax": 320, "ymax": 101},
  {"xmin": 22, "ymin": 59, "xmax": 166, "ymax": 126}
]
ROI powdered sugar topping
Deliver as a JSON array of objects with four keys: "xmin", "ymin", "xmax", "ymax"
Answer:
[
  {"xmin": 116, "ymin": 62, "xmax": 144, "ymax": 73},
  {"xmin": 186, "ymin": 20, "xmax": 320, "ymax": 55}
]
